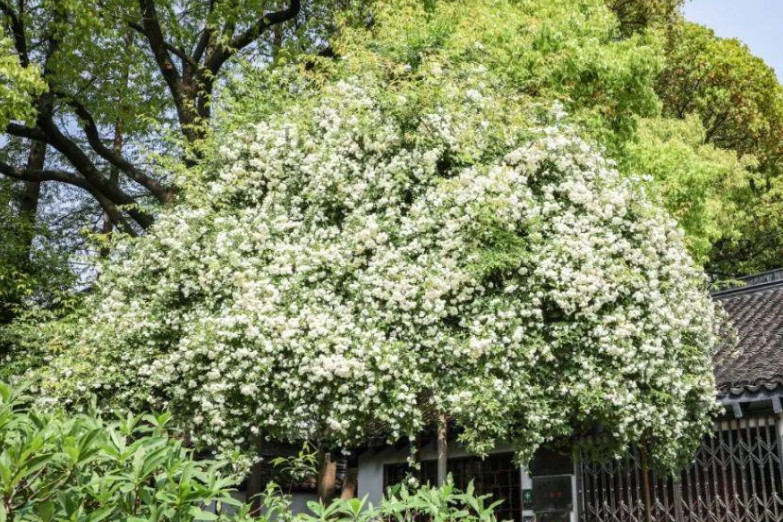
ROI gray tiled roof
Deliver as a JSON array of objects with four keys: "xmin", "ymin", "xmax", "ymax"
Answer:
[{"xmin": 712, "ymin": 269, "xmax": 783, "ymax": 397}]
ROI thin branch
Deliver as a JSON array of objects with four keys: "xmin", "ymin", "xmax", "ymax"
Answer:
[
  {"xmin": 88, "ymin": 191, "xmax": 139, "ymax": 237},
  {"xmin": 0, "ymin": 0, "xmax": 28, "ymax": 66},
  {"xmin": 191, "ymin": 0, "xmax": 215, "ymax": 63},
  {"xmin": 231, "ymin": 0, "xmax": 301, "ymax": 50},
  {"xmin": 206, "ymin": 0, "xmax": 301, "ymax": 73},
  {"xmin": 0, "ymin": 160, "xmax": 86, "ymax": 187},
  {"xmin": 128, "ymin": 19, "xmax": 197, "ymax": 69},
  {"xmin": 192, "ymin": 27, "xmax": 211, "ymax": 64},
  {"xmin": 135, "ymin": 0, "xmax": 192, "ymax": 130},
  {"xmin": 56, "ymin": 91, "xmax": 172, "ymax": 202}
]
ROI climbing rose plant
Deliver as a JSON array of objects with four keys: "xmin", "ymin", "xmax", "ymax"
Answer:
[{"xmin": 36, "ymin": 62, "xmax": 720, "ymax": 471}]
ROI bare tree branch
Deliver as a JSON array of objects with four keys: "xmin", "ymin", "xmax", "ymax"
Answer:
[
  {"xmin": 56, "ymin": 92, "xmax": 173, "ymax": 203},
  {"xmin": 6, "ymin": 122, "xmax": 46, "ymax": 141},
  {"xmin": 206, "ymin": 0, "xmax": 301, "ymax": 74},
  {"xmin": 1, "ymin": 158, "xmax": 137, "ymax": 236},
  {"xmin": 128, "ymin": 19, "xmax": 197, "ymax": 70},
  {"xmin": 36, "ymin": 113, "xmax": 155, "ymax": 229},
  {"xmin": 0, "ymin": 159, "xmax": 86, "ymax": 187},
  {"xmin": 0, "ymin": 153, "xmax": 138, "ymax": 237},
  {"xmin": 0, "ymin": 155, "xmax": 138, "ymax": 236}
]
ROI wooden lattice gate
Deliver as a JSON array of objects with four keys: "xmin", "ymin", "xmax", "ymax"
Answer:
[{"xmin": 578, "ymin": 414, "xmax": 783, "ymax": 522}]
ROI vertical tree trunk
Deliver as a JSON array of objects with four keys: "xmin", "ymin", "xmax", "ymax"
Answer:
[
  {"xmin": 101, "ymin": 120, "xmax": 123, "ymax": 255},
  {"xmin": 247, "ymin": 436, "xmax": 265, "ymax": 517},
  {"xmin": 340, "ymin": 468, "xmax": 358, "ymax": 500},
  {"xmin": 17, "ymin": 140, "xmax": 46, "ymax": 258},
  {"xmin": 437, "ymin": 412, "xmax": 448, "ymax": 487},
  {"xmin": 640, "ymin": 446, "xmax": 654, "ymax": 522},
  {"xmin": 317, "ymin": 451, "xmax": 338, "ymax": 504}
]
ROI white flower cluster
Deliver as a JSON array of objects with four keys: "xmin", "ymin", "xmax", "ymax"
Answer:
[{"xmin": 46, "ymin": 70, "xmax": 719, "ymax": 469}]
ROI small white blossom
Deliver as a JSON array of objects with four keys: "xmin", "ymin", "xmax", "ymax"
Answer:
[{"xmin": 40, "ymin": 71, "xmax": 720, "ymax": 468}]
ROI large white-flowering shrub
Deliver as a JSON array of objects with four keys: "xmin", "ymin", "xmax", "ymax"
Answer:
[{"xmin": 39, "ymin": 58, "xmax": 719, "ymax": 470}]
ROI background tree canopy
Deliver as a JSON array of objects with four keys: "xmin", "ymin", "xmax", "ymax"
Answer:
[{"xmin": 655, "ymin": 21, "xmax": 783, "ymax": 276}]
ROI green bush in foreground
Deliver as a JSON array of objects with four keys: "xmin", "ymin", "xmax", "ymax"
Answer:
[
  {"xmin": 0, "ymin": 382, "xmax": 247, "ymax": 521},
  {"xmin": 0, "ymin": 382, "xmax": 501, "ymax": 521},
  {"xmin": 258, "ymin": 481, "xmax": 501, "ymax": 522}
]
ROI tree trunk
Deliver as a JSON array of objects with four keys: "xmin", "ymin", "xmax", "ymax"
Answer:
[
  {"xmin": 340, "ymin": 468, "xmax": 358, "ymax": 500},
  {"xmin": 247, "ymin": 436, "xmax": 265, "ymax": 516},
  {"xmin": 640, "ymin": 446, "xmax": 654, "ymax": 522},
  {"xmin": 437, "ymin": 412, "xmax": 448, "ymax": 486},
  {"xmin": 101, "ymin": 120, "xmax": 123, "ymax": 255},
  {"xmin": 317, "ymin": 451, "xmax": 338, "ymax": 504},
  {"xmin": 17, "ymin": 140, "xmax": 46, "ymax": 258}
]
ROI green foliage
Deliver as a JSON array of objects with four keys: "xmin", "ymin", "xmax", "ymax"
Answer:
[
  {"xmin": 221, "ymin": 0, "xmax": 664, "ymax": 158},
  {"xmin": 337, "ymin": 0, "xmax": 664, "ymax": 151},
  {"xmin": 656, "ymin": 21, "xmax": 783, "ymax": 275},
  {"xmin": 0, "ymin": 382, "xmax": 250, "ymax": 521},
  {"xmin": 658, "ymin": 22, "xmax": 783, "ymax": 156},
  {"xmin": 621, "ymin": 115, "xmax": 753, "ymax": 265},
  {"xmin": 378, "ymin": 480, "xmax": 501, "ymax": 522},
  {"xmin": 268, "ymin": 444, "xmax": 319, "ymax": 494},
  {"xmin": 0, "ymin": 182, "xmax": 74, "ymax": 376},
  {"xmin": 607, "ymin": 0, "xmax": 683, "ymax": 35},
  {"xmin": 254, "ymin": 480, "xmax": 501, "ymax": 522},
  {"xmin": 0, "ymin": 380, "xmax": 506, "ymax": 521},
  {"xmin": 0, "ymin": 36, "xmax": 45, "ymax": 128},
  {"xmin": 0, "ymin": 294, "xmax": 83, "ymax": 384},
  {"xmin": 0, "ymin": 184, "xmax": 72, "ymax": 326},
  {"xmin": 332, "ymin": 481, "xmax": 500, "ymax": 522},
  {"xmin": 467, "ymin": 212, "xmax": 529, "ymax": 284}
]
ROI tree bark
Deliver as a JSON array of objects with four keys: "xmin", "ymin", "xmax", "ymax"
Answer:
[
  {"xmin": 247, "ymin": 436, "xmax": 265, "ymax": 517},
  {"xmin": 317, "ymin": 451, "xmax": 338, "ymax": 504},
  {"xmin": 100, "ymin": 123, "xmax": 122, "ymax": 256},
  {"xmin": 340, "ymin": 468, "xmax": 358, "ymax": 500},
  {"xmin": 102, "ymin": 30, "xmax": 133, "ymax": 247},
  {"xmin": 17, "ymin": 140, "xmax": 46, "ymax": 259},
  {"xmin": 640, "ymin": 446, "xmax": 654, "ymax": 522},
  {"xmin": 437, "ymin": 412, "xmax": 448, "ymax": 487}
]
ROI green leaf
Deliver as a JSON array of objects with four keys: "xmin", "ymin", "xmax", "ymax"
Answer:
[
  {"xmin": 0, "ymin": 383, "xmax": 11, "ymax": 404},
  {"xmin": 190, "ymin": 507, "xmax": 219, "ymax": 520}
]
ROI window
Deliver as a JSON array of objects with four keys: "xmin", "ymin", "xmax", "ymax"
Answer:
[{"xmin": 383, "ymin": 453, "xmax": 522, "ymax": 522}]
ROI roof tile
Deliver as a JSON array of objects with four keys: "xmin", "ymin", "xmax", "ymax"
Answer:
[{"xmin": 713, "ymin": 270, "xmax": 783, "ymax": 396}]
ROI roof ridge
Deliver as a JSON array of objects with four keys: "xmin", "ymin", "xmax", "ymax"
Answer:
[{"xmin": 712, "ymin": 276, "xmax": 783, "ymax": 299}]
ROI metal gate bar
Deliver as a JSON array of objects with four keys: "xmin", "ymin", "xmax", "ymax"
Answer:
[{"xmin": 578, "ymin": 414, "xmax": 783, "ymax": 522}]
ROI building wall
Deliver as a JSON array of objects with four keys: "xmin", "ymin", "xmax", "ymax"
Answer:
[
  {"xmin": 358, "ymin": 440, "xmax": 520, "ymax": 505},
  {"xmin": 357, "ymin": 441, "xmax": 578, "ymax": 522}
]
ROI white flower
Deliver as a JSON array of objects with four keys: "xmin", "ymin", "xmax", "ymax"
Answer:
[
  {"xmin": 54, "ymin": 71, "xmax": 719, "ymax": 469},
  {"xmin": 240, "ymin": 383, "xmax": 258, "ymax": 397}
]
